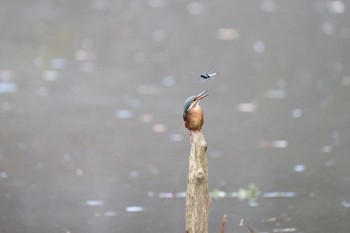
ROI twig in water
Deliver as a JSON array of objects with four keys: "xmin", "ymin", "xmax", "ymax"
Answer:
[
  {"xmin": 220, "ymin": 214, "xmax": 227, "ymax": 233},
  {"xmin": 240, "ymin": 219, "xmax": 257, "ymax": 233}
]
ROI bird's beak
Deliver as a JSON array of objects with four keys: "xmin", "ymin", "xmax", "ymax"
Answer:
[{"xmin": 196, "ymin": 90, "xmax": 210, "ymax": 101}]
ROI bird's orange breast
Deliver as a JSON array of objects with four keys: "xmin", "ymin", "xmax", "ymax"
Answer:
[{"xmin": 184, "ymin": 107, "xmax": 204, "ymax": 131}]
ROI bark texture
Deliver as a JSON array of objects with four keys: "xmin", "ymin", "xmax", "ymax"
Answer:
[{"xmin": 185, "ymin": 132, "xmax": 210, "ymax": 233}]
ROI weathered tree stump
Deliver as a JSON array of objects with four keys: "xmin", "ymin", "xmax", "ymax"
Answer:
[{"xmin": 185, "ymin": 131, "xmax": 211, "ymax": 233}]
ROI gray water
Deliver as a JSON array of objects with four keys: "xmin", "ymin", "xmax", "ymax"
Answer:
[{"xmin": 1, "ymin": 1, "xmax": 350, "ymax": 233}]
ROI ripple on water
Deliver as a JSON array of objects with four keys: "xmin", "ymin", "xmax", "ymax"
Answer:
[
  {"xmin": 293, "ymin": 164, "xmax": 305, "ymax": 172},
  {"xmin": 327, "ymin": 1, "xmax": 345, "ymax": 14},
  {"xmin": 216, "ymin": 28, "xmax": 239, "ymax": 40},
  {"xmin": 258, "ymin": 140, "xmax": 288, "ymax": 148},
  {"xmin": 103, "ymin": 211, "xmax": 117, "ymax": 217},
  {"xmin": 138, "ymin": 114, "xmax": 153, "ymax": 123},
  {"xmin": 86, "ymin": 200, "xmax": 103, "ymax": 206},
  {"xmin": 115, "ymin": 109, "xmax": 133, "ymax": 119},
  {"xmin": 42, "ymin": 70, "xmax": 58, "ymax": 81},
  {"xmin": 162, "ymin": 76, "xmax": 175, "ymax": 87},
  {"xmin": 0, "ymin": 82, "xmax": 17, "ymax": 93},
  {"xmin": 237, "ymin": 102, "xmax": 257, "ymax": 112},
  {"xmin": 260, "ymin": 0, "xmax": 278, "ymax": 13},
  {"xmin": 125, "ymin": 206, "xmax": 144, "ymax": 212},
  {"xmin": 263, "ymin": 192, "xmax": 296, "ymax": 198},
  {"xmin": 152, "ymin": 123, "xmax": 167, "ymax": 133},
  {"xmin": 170, "ymin": 134, "xmax": 183, "ymax": 142},
  {"xmin": 291, "ymin": 108, "xmax": 302, "ymax": 118},
  {"xmin": 187, "ymin": 2, "xmax": 204, "ymax": 15}
]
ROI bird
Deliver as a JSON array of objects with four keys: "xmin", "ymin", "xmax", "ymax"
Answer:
[{"xmin": 183, "ymin": 90, "xmax": 209, "ymax": 132}]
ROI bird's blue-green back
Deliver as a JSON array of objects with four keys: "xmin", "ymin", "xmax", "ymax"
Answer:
[{"xmin": 183, "ymin": 96, "xmax": 195, "ymax": 113}]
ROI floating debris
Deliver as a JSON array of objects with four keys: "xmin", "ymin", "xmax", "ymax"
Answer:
[
  {"xmin": 212, "ymin": 184, "xmax": 260, "ymax": 206},
  {"xmin": 125, "ymin": 206, "xmax": 144, "ymax": 212},
  {"xmin": 216, "ymin": 28, "xmax": 239, "ymax": 40},
  {"xmin": 115, "ymin": 109, "xmax": 133, "ymax": 119},
  {"xmin": 211, "ymin": 189, "xmax": 227, "ymax": 199},
  {"xmin": 240, "ymin": 219, "xmax": 257, "ymax": 233},
  {"xmin": 86, "ymin": 200, "xmax": 103, "ymax": 206},
  {"xmin": 238, "ymin": 184, "xmax": 260, "ymax": 202},
  {"xmin": 258, "ymin": 140, "xmax": 288, "ymax": 148},
  {"xmin": 263, "ymin": 192, "xmax": 296, "ymax": 198},
  {"xmin": 0, "ymin": 82, "xmax": 17, "ymax": 93},
  {"xmin": 237, "ymin": 102, "xmax": 257, "ymax": 112}
]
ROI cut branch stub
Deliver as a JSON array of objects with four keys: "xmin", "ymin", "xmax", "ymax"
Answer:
[{"xmin": 185, "ymin": 131, "xmax": 210, "ymax": 233}]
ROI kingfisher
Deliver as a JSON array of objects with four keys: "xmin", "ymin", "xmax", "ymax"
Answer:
[{"xmin": 183, "ymin": 90, "xmax": 209, "ymax": 132}]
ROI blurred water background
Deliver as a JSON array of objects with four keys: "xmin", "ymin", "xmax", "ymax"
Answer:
[{"xmin": 0, "ymin": 1, "xmax": 350, "ymax": 233}]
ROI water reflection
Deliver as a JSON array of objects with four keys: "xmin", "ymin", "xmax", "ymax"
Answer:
[{"xmin": 125, "ymin": 206, "xmax": 144, "ymax": 213}]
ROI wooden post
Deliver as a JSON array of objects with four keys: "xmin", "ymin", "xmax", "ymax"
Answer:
[{"xmin": 185, "ymin": 131, "xmax": 211, "ymax": 233}]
